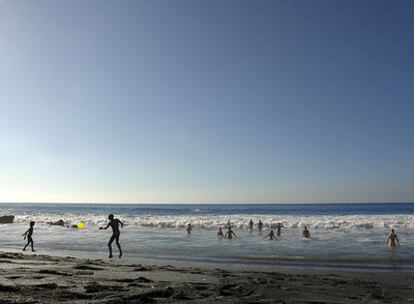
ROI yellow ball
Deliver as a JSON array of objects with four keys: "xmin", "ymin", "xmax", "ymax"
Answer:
[{"xmin": 77, "ymin": 222, "xmax": 85, "ymax": 229}]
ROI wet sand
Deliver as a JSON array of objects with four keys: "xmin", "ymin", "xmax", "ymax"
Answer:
[{"xmin": 0, "ymin": 251, "xmax": 413, "ymax": 303}]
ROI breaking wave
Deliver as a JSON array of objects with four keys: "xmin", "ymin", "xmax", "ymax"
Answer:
[{"xmin": 11, "ymin": 213, "xmax": 414, "ymax": 232}]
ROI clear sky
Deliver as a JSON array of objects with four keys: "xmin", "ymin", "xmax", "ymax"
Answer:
[{"xmin": 0, "ymin": 0, "xmax": 413, "ymax": 203}]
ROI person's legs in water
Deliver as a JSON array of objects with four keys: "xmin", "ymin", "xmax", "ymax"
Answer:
[
  {"xmin": 115, "ymin": 232, "xmax": 122, "ymax": 258},
  {"xmin": 108, "ymin": 233, "xmax": 116, "ymax": 258}
]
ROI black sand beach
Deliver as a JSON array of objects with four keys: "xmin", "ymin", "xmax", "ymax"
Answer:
[{"xmin": 0, "ymin": 251, "xmax": 412, "ymax": 303}]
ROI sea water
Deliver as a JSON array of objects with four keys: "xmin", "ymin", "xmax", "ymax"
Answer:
[{"xmin": 0, "ymin": 203, "xmax": 413, "ymax": 271}]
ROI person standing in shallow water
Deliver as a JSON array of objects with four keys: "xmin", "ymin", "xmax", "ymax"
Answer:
[
  {"xmin": 276, "ymin": 223, "xmax": 284, "ymax": 237},
  {"xmin": 22, "ymin": 221, "xmax": 36, "ymax": 252},
  {"xmin": 302, "ymin": 226, "xmax": 311, "ymax": 239},
  {"xmin": 248, "ymin": 219, "xmax": 254, "ymax": 232},
  {"xmin": 386, "ymin": 229, "xmax": 400, "ymax": 247},
  {"xmin": 263, "ymin": 229, "xmax": 276, "ymax": 240},
  {"xmin": 225, "ymin": 227, "xmax": 237, "ymax": 239},
  {"xmin": 99, "ymin": 214, "xmax": 124, "ymax": 259},
  {"xmin": 186, "ymin": 224, "xmax": 193, "ymax": 235},
  {"xmin": 257, "ymin": 220, "xmax": 263, "ymax": 233}
]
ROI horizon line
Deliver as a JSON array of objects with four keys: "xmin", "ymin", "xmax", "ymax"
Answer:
[{"xmin": 0, "ymin": 201, "xmax": 413, "ymax": 205}]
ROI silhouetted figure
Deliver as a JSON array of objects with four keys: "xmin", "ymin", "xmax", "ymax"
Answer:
[
  {"xmin": 387, "ymin": 229, "xmax": 400, "ymax": 247},
  {"xmin": 225, "ymin": 227, "xmax": 237, "ymax": 239},
  {"xmin": 217, "ymin": 227, "xmax": 224, "ymax": 237},
  {"xmin": 186, "ymin": 223, "xmax": 193, "ymax": 235},
  {"xmin": 248, "ymin": 219, "xmax": 254, "ymax": 232},
  {"xmin": 276, "ymin": 223, "xmax": 284, "ymax": 237},
  {"xmin": 302, "ymin": 226, "xmax": 311, "ymax": 239},
  {"xmin": 264, "ymin": 229, "xmax": 276, "ymax": 240},
  {"xmin": 22, "ymin": 221, "xmax": 36, "ymax": 252},
  {"xmin": 225, "ymin": 220, "xmax": 232, "ymax": 229},
  {"xmin": 99, "ymin": 214, "xmax": 123, "ymax": 258},
  {"xmin": 258, "ymin": 220, "xmax": 263, "ymax": 232}
]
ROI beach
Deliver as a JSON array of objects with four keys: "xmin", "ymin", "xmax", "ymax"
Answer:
[
  {"xmin": 0, "ymin": 251, "xmax": 413, "ymax": 303},
  {"xmin": 1, "ymin": 203, "xmax": 413, "ymax": 272}
]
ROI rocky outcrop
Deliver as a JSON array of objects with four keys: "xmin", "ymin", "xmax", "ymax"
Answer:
[
  {"xmin": 0, "ymin": 215, "xmax": 15, "ymax": 224},
  {"xmin": 47, "ymin": 219, "xmax": 65, "ymax": 226}
]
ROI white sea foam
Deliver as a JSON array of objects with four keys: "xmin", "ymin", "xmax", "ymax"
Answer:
[{"xmin": 12, "ymin": 213, "xmax": 414, "ymax": 232}]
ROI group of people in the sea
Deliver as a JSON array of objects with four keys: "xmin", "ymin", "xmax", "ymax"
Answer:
[
  {"xmin": 186, "ymin": 219, "xmax": 310, "ymax": 240},
  {"xmin": 21, "ymin": 214, "xmax": 401, "ymax": 259}
]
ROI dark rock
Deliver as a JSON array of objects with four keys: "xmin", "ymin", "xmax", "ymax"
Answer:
[
  {"xmin": 47, "ymin": 219, "xmax": 65, "ymax": 226},
  {"xmin": 0, "ymin": 216, "xmax": 14, "ymax": 224}
]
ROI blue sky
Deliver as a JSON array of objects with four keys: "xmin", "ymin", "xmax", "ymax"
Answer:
[{"xmin": 0, "ymin": 0, "xmax": 413, "ymax": 203}]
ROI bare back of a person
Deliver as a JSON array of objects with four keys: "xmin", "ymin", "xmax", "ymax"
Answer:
[{"xmin": 388, "ymin": 233, "xmax": 397, "ymax": 246}]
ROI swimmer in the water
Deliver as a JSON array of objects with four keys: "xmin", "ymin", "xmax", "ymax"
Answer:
[
  {"xmin": 263, "ymin": 229, "xmax": 276, "ymax": 240},
  {"xmin": 276, "ymin": 222, "xmax": 284, "ymax": 237},
  {"xmin": 248, "ymin": 219, "xmax": 254, "ymax": 232},
  {"xmin": 225, "ymin": 227, "xmax": 237, "ymax": 239},
  {"xmin": 257, "ymin": 220, "xmax": 263, "ymax": 232},
  {"xmin": 186, "ymin": 223, "xmax": 193, "ymax": 235},
  {"xmin": 217, "ymin": 227, "xmax": 224, "ymax": 237},
  {"xmin": 386, "ymin": 229, "xmax": 400, "ymax": 247},
  {"xmin": 302, "ymin": 226, "xmax": 311, "ymax": 239}
]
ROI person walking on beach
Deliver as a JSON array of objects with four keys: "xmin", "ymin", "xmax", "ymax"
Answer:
[
  {"xmin": 225, "ymin": 227, "xmax": 237, "ymax": 239},
  {"xmin": 302, "ymin": 226, "xmax": 311, "ymax": 239},
  {"xmin": 276, "ymin": 223, "xmax": 284, "ymax": 237},
  {"xmin": 258, "ymin": 220, "xmax": 263, "ymax": 232},
  {"xmin": 263, "ymin": 229, "xmax": 276, "ymax": 240},
  {"xmin": 386, "ymin": 229, "xmax": 400, "ymax": 247},
  {"xmin": 217, "ymin": 227, "xmax": 224, "ymax": 237},
  {"xmin": 186, "ymin": 223, "xmax": 193, "ymax": 235},
  {"xmin": 22, "ymin": 221, "xmax": 36, "ymax": 252},
  {"xmin": 248, "ymin": 219, "xmax": 254, "ymax": 232},
  {"xmin": 99, "ymin": 214, "xmax": 124, "ymax": 259}
]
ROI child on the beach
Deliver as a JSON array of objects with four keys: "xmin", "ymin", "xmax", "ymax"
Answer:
[
  {"xmin": 217, "ymin": 227, "xmax": 224, "ymax": 237},
  {"xmin": 22, "ymin": 221, "xmax": 36, "ymax": 252},
  {"xmin": 99, "ymin": 214, "xmax": 124, "ymax": 259}
]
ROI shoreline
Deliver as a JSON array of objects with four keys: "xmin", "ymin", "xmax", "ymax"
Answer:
[
  {"xmin": 0, "ymin": 250, "xmax": 413, "ymax": 303},
  {"xmin": 1, "ymin": 246, "xmax": 412, "ymax": 274}
]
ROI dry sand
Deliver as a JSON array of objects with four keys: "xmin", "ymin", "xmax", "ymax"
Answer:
[{"xmin": 0, "ymin": 251, "xmax": 413, "ymax": 303}]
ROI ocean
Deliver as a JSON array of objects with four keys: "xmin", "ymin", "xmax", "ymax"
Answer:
[{"xmin": 0, "ymin": 203, "xmax": 413, "ymax": 271}]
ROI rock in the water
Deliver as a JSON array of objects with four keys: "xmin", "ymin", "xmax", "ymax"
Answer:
[
  {"xmin": 0, "ymin": 215, "xmax": 14, "ymax": 224},
  {"xmin": 47, "ymin": 219, "xmax": 65, "ymax": 226}
]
